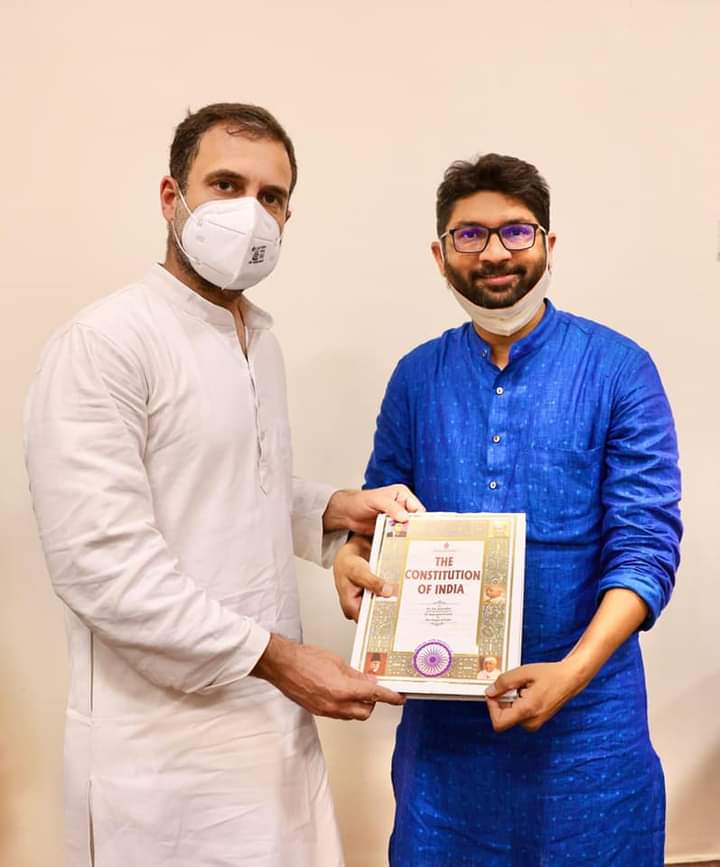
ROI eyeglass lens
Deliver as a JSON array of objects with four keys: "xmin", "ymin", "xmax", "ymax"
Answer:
[{"xmin": 453, "ymin": 223, "xmax": 537, "ymax": 253}]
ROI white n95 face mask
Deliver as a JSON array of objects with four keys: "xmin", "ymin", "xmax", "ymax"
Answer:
[{"xmin": 172, "ymin": 187, "xmax": 282, "ymax": 292}]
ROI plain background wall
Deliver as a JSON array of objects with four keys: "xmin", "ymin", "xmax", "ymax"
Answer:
[{"xmin": 2, "ymin": 1, "xmax": 718, "ymax": 864}]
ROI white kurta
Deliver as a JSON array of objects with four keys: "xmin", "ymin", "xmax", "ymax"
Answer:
[{"xmin": 24, "ymin": 264, "xmax": 346, "ymax": 867}]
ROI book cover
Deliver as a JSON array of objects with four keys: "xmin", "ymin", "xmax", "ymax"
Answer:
[{"xmin": 350, "ymin": 512, "xmax": 525, "ymax": 699}]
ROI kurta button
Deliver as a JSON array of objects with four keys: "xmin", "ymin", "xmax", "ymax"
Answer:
[
  {"xmin": 495, "ymin": 386, "xmax": 504, "ymax": 395},
  {"xmin": 489, "ymin": 480, "xmax": 498, "ymax": 490},
  {"xmin": 492, "ymin": 435, "xmax": 501, "ymax": 444}
]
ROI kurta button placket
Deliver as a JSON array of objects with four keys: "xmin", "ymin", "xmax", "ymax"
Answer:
[
  {"xmin": 484, "ymin": 379, "xmax": 509, "ymax": 508},
  {"xmin": 247, "ymin": 353, "xmax": 270, "ymax": 494}
]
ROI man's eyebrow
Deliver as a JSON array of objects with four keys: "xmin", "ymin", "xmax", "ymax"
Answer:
[
  {"xmin": 261, "ymin": 184, "xmax": 290, "ymax": 201},
  {"xmin": 203, "ymin": 170, "xmax": 289, "ymax": 201},
  {"xmin": 203, "ymin": 168, "xmax": 248, "ymax": 184},
  {"xmin": 452, "ymin": 218, "xmax": 534, "ymax": 229}
]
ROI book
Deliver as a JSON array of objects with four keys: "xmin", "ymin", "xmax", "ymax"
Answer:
[{"xmin": 350, "ymin": 512, "xmax": 526, "ymax": 699}]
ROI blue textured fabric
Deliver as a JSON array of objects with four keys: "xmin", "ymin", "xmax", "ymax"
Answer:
[{"xmin": 364, "ymin": 300, "xmax": 682, "ymax": 867}]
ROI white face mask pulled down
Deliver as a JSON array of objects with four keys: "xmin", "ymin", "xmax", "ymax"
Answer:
[
  {"xmin": 448, "ymin": 261, "xmax": 552, "ymax": 337},
  {"xmin": 171, "ymin": 186, "xmax": 282, "ymax": 292}
]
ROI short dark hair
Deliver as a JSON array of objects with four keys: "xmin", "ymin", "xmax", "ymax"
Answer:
[
  {"xmin": 436, "ymin": 153, "xmax": 550, "ymax": 237},
  {"xmin": 169, "ymin": 102, "xmax": 298, "ymax": 196}
]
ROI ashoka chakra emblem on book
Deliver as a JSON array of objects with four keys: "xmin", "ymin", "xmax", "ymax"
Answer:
[{"xmin": 412, "ymin": 640, "xmax": 452, "ymax": 677}]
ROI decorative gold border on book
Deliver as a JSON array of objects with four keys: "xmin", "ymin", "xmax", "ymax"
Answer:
[{"xmin": 360, "ymin": 514, "xmax": 520, "ymax": 682}]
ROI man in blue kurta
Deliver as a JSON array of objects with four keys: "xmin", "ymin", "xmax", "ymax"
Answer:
[{"xmin": 334, "ymin": 153, "xmax": 681, "ymax": 866}]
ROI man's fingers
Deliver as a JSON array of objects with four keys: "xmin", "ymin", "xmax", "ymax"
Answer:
[
  {"xmin": 350, "ymin": 702, "xmax": 376, "ymax": 720},
  {"xmin": 367, "ymin": 683, "xmax": 406, "ymax": 706},
  {"xmin": 347, "ymin": 674, "xmax": 406, "ymax": 707},
  {"xmin": 348, "ymin": 559, "xmax": 391, "ymax": 597},
  {"xmin": 330, "ymin": 702, "xmax": 375, "ymax": 722},
  {"xmin": 485, "ymin": 665, "xmax": 533, "ymax": 698},
  {"xmin": 339, "ymin": 587, "xmax": 362, "ymax": 622},
  {"xmin": 486, "ymin": 696, "xmax": 526, "ymax": 732},
  {"xmin": 346, "ymin": 534, "xmax": 372, "ymax": 557},
  {"xmin": 346, "ymin": 485, "xmax": 425, "ymax": 534},
  {"xmin": 378, "ymin": 485, "xmax": 424, "ymax": 523},
  {"xmin": 382, "ymin": 497, "xmax": 410, "ymax": 524},
  {"xmin": 397, "ymin": 487, "xmax": 426, "ymax": 514}
]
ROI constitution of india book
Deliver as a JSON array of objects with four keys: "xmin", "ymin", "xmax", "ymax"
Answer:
[{"xmin": 350, "ymin": 512, "xmax": 526, "ymax": 700}]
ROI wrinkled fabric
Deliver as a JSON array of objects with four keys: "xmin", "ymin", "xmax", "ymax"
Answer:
[
  {"xmin": 364, "ymin": 300, "xmax": 681, "ymax": 867},
  {"xmin": 25, "ymin": 265, "xmax": 345, "ymax": 867}
]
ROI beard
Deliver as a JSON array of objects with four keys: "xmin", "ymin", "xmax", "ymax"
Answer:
[{"xmin": 444, "ymin": 253, "xmax": 547, "ymax": 310}]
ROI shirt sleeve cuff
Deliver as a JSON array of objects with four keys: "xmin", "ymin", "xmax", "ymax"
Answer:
[
  {"xmin": 195, "ymin": 620, "xmax": 271, "ymax": 694},
  {"xmin": 596, "ymin": 571, "xmax": 664, "ymax": 631},
  {"xmin": 291, "ymin": 479, "xmax": 348, "ymax": 568}
]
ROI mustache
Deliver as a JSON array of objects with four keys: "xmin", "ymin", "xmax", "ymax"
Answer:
[{"xmin": 471, "ymin": 266, "xmax": 525, "ymax": 280}]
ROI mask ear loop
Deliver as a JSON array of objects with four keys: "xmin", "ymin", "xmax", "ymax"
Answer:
[
  {"xmin": 541, "ymin": 227, "xmax": 552, "ymax": 275},
  {"xmin": 168, "ymin": 180, "xmax": 203, "ymax": 267},
  {"xmin": 438, "ymin": 236, "xmax": 453, "ymax": 294},
  {"xmin": 174, "ymin": 181, "xmax": 192, "ymax": 217}
]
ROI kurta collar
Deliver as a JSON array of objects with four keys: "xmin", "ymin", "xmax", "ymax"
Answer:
[
  {"xmin": 467, "ymin": 299, "xmax": 559, "ymax": 365},
  {"xmin": 144, "ymin": 264, "xmax": 274, "ymax": 331}
]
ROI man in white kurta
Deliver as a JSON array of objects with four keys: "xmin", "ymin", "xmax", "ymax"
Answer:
[
  {"xmin": 24, "ymin": 104, "xmax": 413, "ymax": 867},
  {"xmin": 26, "ymin": 263, "xmax": 345, "ymax": 865}
]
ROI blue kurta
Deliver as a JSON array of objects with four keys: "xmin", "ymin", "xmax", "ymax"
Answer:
[{"xmin": 364, "ymin": 300, "xmax": 681, "ymax": 867}]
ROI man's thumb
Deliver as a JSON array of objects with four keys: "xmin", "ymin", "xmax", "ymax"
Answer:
[{"xmin": 485, "ymin": 667, "xmax": 528, "ymax": 698}]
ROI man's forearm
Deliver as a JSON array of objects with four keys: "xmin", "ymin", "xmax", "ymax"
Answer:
[
  {"xmin": 485, "ymin": 587, "xmax": 650, "ymax": 732},
  {"xmin": 563, "ymin": 587, "xmax": 649, "ymax": 685}
]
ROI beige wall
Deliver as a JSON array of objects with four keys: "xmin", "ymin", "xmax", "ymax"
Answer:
[{"xmin": 2, "ymin": 1, "xmax": 719, "ymax": 864}]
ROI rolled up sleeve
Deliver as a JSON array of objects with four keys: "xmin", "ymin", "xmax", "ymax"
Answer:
[{"xmin": 597, "ymin": 349, "xmax": 682, "ymax": 629}]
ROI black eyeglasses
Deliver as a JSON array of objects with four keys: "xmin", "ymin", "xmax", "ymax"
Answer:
[{"xmin": 441, "ymin": 222, "xmax": 547, "ymax": 254}]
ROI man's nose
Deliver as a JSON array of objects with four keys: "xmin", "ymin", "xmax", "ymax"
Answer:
[{"xmin": 478, "ymin": 232, "xmax": 512, "ymax": 264}]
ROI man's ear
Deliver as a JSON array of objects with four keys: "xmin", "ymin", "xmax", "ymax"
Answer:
[
  {"xmin": 277, "ymin": 208, "xmax": 291, "ymax": 235},
  {"xmin": 546, "ymin": 232, "xmax": 557, "ymax": 272},
  {"xmin": 431, "ymin": 240, "xmax": 446, "ymax": 277},
  {"xmin": 160, "ymin": 176, "xmax": 179, "ymax": 222}
]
